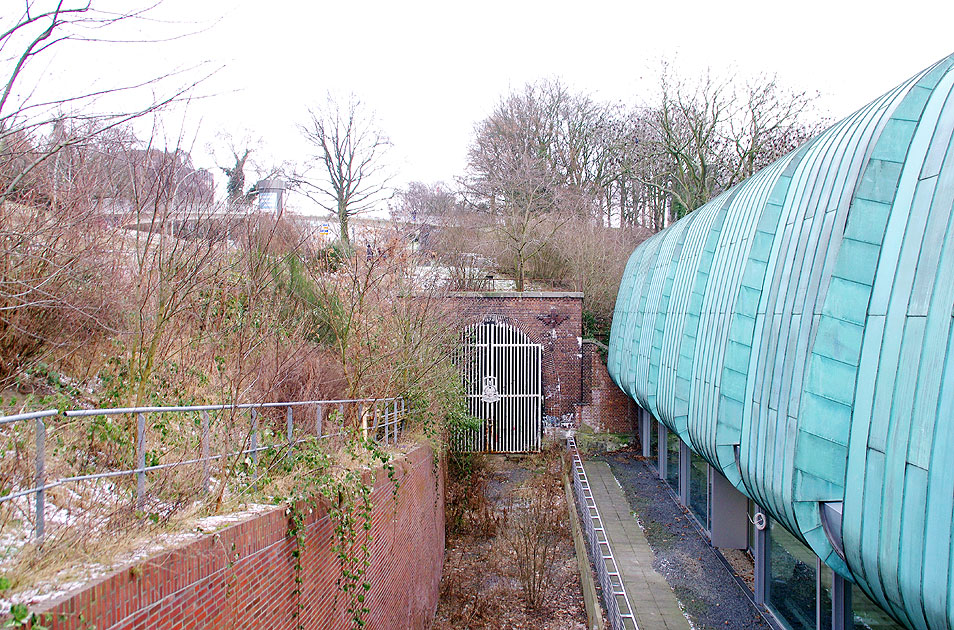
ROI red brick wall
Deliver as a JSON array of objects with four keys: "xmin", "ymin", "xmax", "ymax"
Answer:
[
  {"xmin": 447, "ymin": 292, "xmax": 583, "ymax": 421},
  {"xmin": 575, "ymin": 341, "xmax": 637, "ymax": 434},
  {"xmin": 30, "ymin": 445, "xmax": 444, "ymax": 630}
]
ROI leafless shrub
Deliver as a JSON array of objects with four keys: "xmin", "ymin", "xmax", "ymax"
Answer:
[
  {"xmin": 249, "ymin": 344, "xmax": 345, "ymax": 405},
  {"xmin": 500, "ymin": 449, "xmax": 568, "ymax": 610},
  {"xmin": 0, "ymin": 160, "xmax": 127, "ymax": 385},
  {"xmin": 445, "ymin": 453, "xmax": 500, "ymax": 537},
  {"xmin": 434, "ymin": 451, "xmax": 588, "ymax": 629},
  {"xmin": 429, "ymin": 215, "xmax": 495, "ymax": 291},
  {"xmin": 550, "ymin": 212, "xmax": 650, "ymax": 334},
  {"xmin": 437, "ymin": 549, "xmax": 512, "ymax": 629},
  {"xmin": 300, "ymin": 226, "xmax": 461, "ymax": 411}
]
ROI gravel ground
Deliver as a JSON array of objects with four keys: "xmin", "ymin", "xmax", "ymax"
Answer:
[{"xmin": 597, "ymin": 450, "xmax": 772, "ymax": 630}]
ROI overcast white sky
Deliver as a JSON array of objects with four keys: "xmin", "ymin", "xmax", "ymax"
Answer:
[{"xmin": 9, "ymin": 0, "xmax": 954, "ymax": 214}]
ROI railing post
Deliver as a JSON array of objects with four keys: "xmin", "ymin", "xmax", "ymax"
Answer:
[
  {"xmin": 35, "ymin": 416, "xmax": 46, "ymax": 542},
  {"xmin": 316, "ymin": 404, "xmax": 323, "ymax": 437},
  {"xmin": 136, "ymin": 412, "xmax": 146, "ymax": 511},
  {"xmin": 286, "ymin": 406, "xmax": 294, "ymax": 461},
  {"xmin": 392, "ymin": 399, "xmax": 398, "ymax": 444},
  {"xmin": 391, "ymin": 399, "xmax": 397, "ymax": 444},
  {"xmin": 373, "ymin": 402, "xmax": 379, "ymax": 442},
  {"xmin": 201, "ymin": 411, "xmax": 210, "ymax": 494},
  {"xmin": 359, "ymin": 402, "xmax": 367, "ymax": 441},
  {"xmin": 383, "ymin": 399, "xmax": 390, "ymax": 444},
  {"xmin": 399, "ymin": 398, "xmax": 405, "ymax": 441},
  {"xmin": 250, "ymin": 408, "xmax": 259, "ymax": 492}
]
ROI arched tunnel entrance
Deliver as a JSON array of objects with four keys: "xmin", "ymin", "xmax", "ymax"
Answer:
[
  {"xmin": 457, "ymin": 318, "xmax": 543, "ymax": 452},
  {"xmin": 444, "ymin": 291, "xmax": 589, "ymax": 453}
]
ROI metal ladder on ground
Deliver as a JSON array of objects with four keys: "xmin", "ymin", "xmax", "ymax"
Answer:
[{"xmin": 568, "ymin": 436, "xmax": 638, "ymax": 630}]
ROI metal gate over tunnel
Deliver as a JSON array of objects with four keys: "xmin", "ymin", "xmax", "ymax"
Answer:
[{"xmin": 456, "ymin": 319, "xmax": 543, "ymax": 452}]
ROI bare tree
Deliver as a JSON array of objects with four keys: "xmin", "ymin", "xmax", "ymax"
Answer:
[
  {"xmin": 614, "ymin": 109, "xmax": 672, "ymax": 230},
  {"xmin": 728, "ymin": 76, "xmax": 823, "ymax": 183},
  {"xmin": 636, "ymin": 65, "xmax": 822, "ymax": 221},
  {"xmin": 463, "ymin": 80, "xmax": 599, "ymax": 215},
  {"xmin": 465, "ymin": 82, "xmax": 626, "ymax": 289},
  {"xmin": 299, "ymin": 94, "xmax": 391, "ymax": 252},
  {"xmin": 391, "ymin": 181, "xmax": 459, "ymax": 224},
  {"xmin": 648, "ymin": 69, "xmax": 731, "ymax": 219},
  {"xmin": 462, "ymin": 78, "xmax": 653, "ymax": 238},
  {"xmin": 477, "ymin": 153, "xmax": 566, "ymax": 291}
]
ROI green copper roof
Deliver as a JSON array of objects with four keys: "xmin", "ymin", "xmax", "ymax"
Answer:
[{"xmin": 608, "ymin": 54, "xmax": 954, "ymax": 630}]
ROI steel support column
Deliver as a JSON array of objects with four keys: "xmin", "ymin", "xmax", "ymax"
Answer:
[
  {"xmin": 754, "ymin": 511, "xmax": 769, "ymax": 606},
  {"xmin": 832, "ymin": 571, "xmax": 852, "ymax": 630},
  {"xmin": 679, "ymin": 439, "xmax": 691, "ymax": 505}
]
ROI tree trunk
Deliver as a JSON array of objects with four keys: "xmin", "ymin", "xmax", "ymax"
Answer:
[
  {"xmin": 338, "ymin": 200, "xmax": 351, "ymax": 252},
  {"xmin": 515, "ymin": 257, "xmax": 525, "ymax": 292}
]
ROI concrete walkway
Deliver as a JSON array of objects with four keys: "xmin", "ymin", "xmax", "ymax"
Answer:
[{"xmin": 583, "ymin": 461, "xmax": 692, "ymax": 630}]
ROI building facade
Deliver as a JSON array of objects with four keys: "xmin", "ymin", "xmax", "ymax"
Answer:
[{"xmin": 608, "ymin": 54, "xmax": 954, "ymax": 630}]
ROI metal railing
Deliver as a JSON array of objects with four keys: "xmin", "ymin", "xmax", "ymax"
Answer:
[
  {"xmin": 0, "ymin": 397, "xmax": 407, "ymax": 542},
  {"xmin": 567, "ymin": 435, "xmax": 638, "ymax": 630}
]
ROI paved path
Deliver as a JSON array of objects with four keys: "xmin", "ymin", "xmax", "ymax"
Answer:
[{"xmin": 583, "ymin": 461, "xmax": 692, "ymax": 630}]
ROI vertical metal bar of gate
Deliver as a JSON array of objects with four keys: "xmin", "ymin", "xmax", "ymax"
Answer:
[
  {"xmin": 499, "ymin": 322, "xmax": 504, "ymax": 452},
  {"xmin": 535, "ymin": 344, "xmax": 542, "ymax": 451},
  {"xmin": 489, "ymin": 323, "xmax": 494, "ymax": 452},
  {"xmin": 504, "ymin": 322, "xmax": 511, "ymax": 453},
  {"xmin": 491, "ymin": 321, "xmax": 497, "ymax": 452}
]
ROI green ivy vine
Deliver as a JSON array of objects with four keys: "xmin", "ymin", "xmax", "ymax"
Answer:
[{"xmin": 284, "ymin": 432, "xmax": 401, "ymax": 630}]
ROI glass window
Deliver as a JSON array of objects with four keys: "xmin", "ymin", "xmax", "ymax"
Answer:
[
  {"xmin": 649, "ymin": 421, "xmax": 658, "ymax": 470},
  {"xmin": 666, "ymin": 430, "xmax": 679, "ymax": 492},
  {"xmin": 689, "ymin": 450, "xmax": 709, "ymax": 530},
  {"xmin": 768, "ymin": 520, "xmax": 817, "ymax": 630},
  {"xmin": 852, "ymin": 584, "xmax": 905, "ymax": 630}
]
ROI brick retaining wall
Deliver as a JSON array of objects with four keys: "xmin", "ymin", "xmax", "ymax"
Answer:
[
  {"xmin": 29, "ymin": 444, "xmax": 444, "ymax": 630},
  {"xmin": 576, "ymin": 340, "xmax": 637, "ymax": 434}
]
